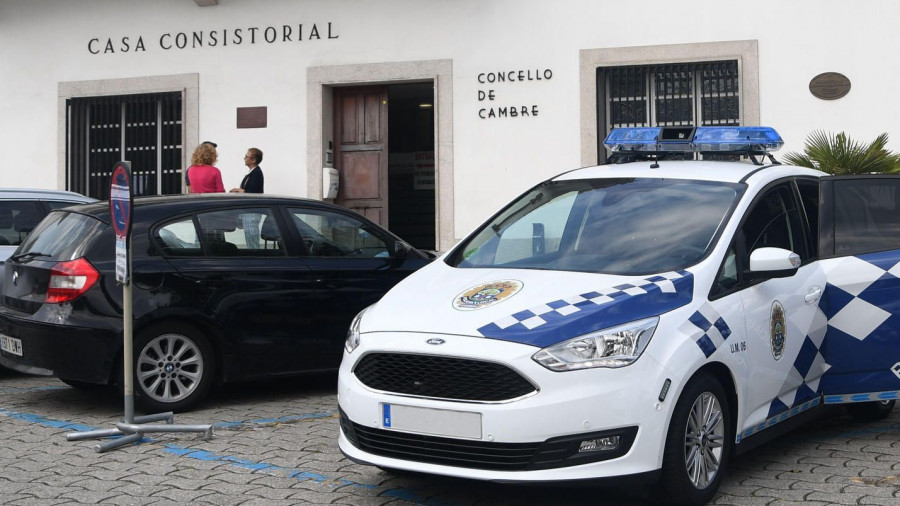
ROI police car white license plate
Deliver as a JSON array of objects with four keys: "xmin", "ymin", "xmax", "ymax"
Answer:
[
  {"xmin": 0, "ymin": 334, "xmax": 22, "ymax": 356},
  {"xmin": 382, "ymin": 403, "xmax": 482, "ymax": 439}
]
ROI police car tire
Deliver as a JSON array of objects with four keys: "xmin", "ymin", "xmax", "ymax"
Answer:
[
  {"xmin": 845, "ymin": 400, "xmax": 895, "ymax": 422},
  {"xmin": 656, "ymin": 373, "xmax": 732, "ymax": 506}
]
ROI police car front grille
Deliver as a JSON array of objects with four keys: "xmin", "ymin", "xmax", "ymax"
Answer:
[
  {"xmin": 339, "ymin": 408, "xmax": 639, "ymax": 471},
  {"xmin": 352, "ymin": 352, "xmax": 536, "ymax": 402},
  {"xmin": 341, "ymin": 411, "xmax": 540, "ymax": 470}
]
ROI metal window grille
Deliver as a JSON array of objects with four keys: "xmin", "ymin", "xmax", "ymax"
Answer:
[
  {"xmin": 67, "ymin": 93, "xmax": 183, "ymax": 199},
  {"xmin": 602, "ymin": 60, "xmax": 739, "ymax": 132}
]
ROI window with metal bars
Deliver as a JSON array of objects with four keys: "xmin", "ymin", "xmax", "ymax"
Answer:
[
  {"xmin": 601, "ymin": 60, "xmax": 740, "ymax": 133},
  {"xmin": 66, "ymin": 93, "xmax": 183, "ymax": 199}
]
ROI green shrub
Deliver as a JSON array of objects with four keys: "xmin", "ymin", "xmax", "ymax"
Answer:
[{"xmin": 783, "ymin": 131, "xmax": 900, "ymax": 175}]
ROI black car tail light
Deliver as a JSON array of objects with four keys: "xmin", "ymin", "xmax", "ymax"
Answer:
[{"xmin": 46, "ymin": 258, "xmax": 100, "ymax": 303}]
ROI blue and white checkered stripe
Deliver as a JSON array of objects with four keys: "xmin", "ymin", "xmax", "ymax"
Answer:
[
  {"xmin": 477, "ymin": 270, "xmax": 693, "ymax": 348},
  {"xmin": 819, "ymin": 251, "xmax": 900, "ymax": 400},
  {"xmin": 736, "ymin": 397, "xmax": 821, "ymax": 443},
  {"xmin": 678, "ymin": 303, "xmax": 732, "ymax": 358},
  {"xmin": 824, "ymin": 390, "xmax": 900, "ymax": 404}
]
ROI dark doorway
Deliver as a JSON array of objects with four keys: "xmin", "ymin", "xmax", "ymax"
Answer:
[{"xmin": 387, "ymin": 83, "xmax": 435, "ymax": 251}]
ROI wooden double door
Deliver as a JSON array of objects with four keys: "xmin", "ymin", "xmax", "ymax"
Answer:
[{"xmin": 333, "ymin": 86, "xmax": 389, "ymax": 227}]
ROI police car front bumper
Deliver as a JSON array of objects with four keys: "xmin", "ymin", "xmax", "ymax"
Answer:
[{"xmin": 337, "ymin": 332, "xmax": 675, "ymax": 482}]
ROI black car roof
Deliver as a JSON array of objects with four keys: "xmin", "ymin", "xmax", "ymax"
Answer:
[{"xmin": 69, "ymin": 194, "xmax": 333, "ymax": 222}]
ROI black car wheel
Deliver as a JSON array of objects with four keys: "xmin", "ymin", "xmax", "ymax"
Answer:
[
  {"xmin": 657, "ymin": 373, "xmax": 731, "ymax": 506},
  {"xmin": 845, "ymin": 399, "xmax": 896, "ymax": 422},
  {"xmin": 134, "ymin": 324, "xmax": 215, "ymax": 413}
]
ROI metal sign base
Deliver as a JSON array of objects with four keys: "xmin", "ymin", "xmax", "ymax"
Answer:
[
  {"xmin": 66, "ymin": 399, "xmax": 213, "ymax": 452},
  {"xmin": 65, "ymin": 285, "xmax": 213, "ymax": 452}
]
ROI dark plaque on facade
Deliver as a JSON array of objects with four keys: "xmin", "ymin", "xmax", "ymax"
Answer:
[
  {"xmin": 237, "ymin": 106, "xmax": 267, "ymax": 128},
  {"xmin": 809, "ymin": 72, "xmax": 851, "ymax": 100}
]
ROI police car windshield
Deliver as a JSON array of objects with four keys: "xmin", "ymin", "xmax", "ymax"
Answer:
[{"xmin": 450, "ymin": 178, "xmax": 742, "ymax": 275}]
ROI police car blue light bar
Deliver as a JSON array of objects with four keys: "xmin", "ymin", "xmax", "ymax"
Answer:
[
  {"xmin": 603, "ymin": 127, "xmax": 663, "ymax": 151},
  {"xmin": 604, "ymin": 126, "xmax": 784, "ymax": 154}
]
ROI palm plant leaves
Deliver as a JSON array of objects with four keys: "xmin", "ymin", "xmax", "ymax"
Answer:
[{"xmin": 783, "ymin": 131, "xmax": 900, "ymax": 175}]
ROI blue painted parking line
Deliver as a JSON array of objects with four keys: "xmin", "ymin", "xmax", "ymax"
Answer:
[
  {"xmin": 164, "ymin": 445, "xmax": 452, "ymax": 505},
  {"xmin": 0, "ymin": 408, "xmax": 98, "ymax": 432},
  {"xmin": 0, "ymin": 407, "xmax": 442, "ymax": 505}
]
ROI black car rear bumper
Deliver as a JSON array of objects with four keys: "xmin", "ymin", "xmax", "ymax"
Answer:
[{"xmin": 0, "ymin": 309, "xmax": 119, "ymax": 384}]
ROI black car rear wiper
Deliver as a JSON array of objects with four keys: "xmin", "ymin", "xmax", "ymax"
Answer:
[{"xmin": 10, "ymin": 252, "xmax": 51, "ymax": 262}]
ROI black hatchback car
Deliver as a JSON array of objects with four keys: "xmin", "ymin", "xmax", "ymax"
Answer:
[{"xmin": 0, "ymin": 194, "xmax": 431, "ymax": 412}]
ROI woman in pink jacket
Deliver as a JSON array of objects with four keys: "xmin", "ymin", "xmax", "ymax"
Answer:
[{"xmin": 186, "ymin": 143, "xmax": 225, "ymax": 193}]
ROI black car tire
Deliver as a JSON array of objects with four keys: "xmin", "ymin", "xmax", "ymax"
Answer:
[
  {"xmin": 132, "ymin": 323, "xmax": 215, "ymax": 413},
  {"xmin": 656, "ymin": 373, "xmax": 732, "ymax": 506},
  {"xmin": 59, "ymin": 378, "xmax": 107, "ymax": 391},
  {"xmin": 845, "ymin": 400, "xmax": 896, "ymax": 422}
]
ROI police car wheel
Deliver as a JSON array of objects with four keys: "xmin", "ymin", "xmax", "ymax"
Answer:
[
  {"xmin": 657, "ymin": 373, "xmax": 732, "ymax": 506},
  {"xmin": 845, "ymin": 400, "xmax": 895, "ymax": 422}
]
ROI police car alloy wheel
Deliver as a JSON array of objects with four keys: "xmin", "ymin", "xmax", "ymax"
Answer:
[{"xmin": 658, "ymin": 373, "xmax": 732, "ymax": 505}]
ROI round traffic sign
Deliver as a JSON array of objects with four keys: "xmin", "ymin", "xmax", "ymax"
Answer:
[{"xmin": 109, "ymin": 161, "xmax": 133, "ymax": 239}]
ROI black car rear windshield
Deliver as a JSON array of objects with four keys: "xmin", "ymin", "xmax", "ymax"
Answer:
[
  {"xmin": 449, "ymin": 178, "xmax": 743, "ymax": 275},
  {"xmin": 15, "ymin": 210, "xmax": 105, "ymax": 261}
]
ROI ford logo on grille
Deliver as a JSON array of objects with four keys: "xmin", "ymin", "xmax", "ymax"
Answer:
[{"xmin": 426, "ymin": 338, "xmax": 445, "ymax": 345}]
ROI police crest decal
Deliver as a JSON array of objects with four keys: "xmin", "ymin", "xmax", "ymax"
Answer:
[
  {"xmin": 453, "ymin": 280, "xmax": 523, "ymax": 311},
  {"xmin": 770, "ymin": 301, "xmax": 786, "ymax": 360}
]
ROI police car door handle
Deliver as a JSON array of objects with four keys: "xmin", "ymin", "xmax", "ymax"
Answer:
[{"xmin": 804, "ymin": 286, "xmax": 822, "ymax": 304}]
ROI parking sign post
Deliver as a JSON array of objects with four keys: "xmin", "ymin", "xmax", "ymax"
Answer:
[{"xmin": 67, "ymin": 161, "xmax": 213, "ymax": 452}]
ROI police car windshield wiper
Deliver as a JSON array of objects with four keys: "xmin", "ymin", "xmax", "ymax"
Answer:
[{"xmin": 10, "ymin": 252, "xmax": 51, "ymax": 262}]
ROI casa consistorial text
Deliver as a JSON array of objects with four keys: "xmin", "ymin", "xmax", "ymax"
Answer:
[{"xmin": 88, "ymin": 22, "xmax": 339, "ymax": 54}]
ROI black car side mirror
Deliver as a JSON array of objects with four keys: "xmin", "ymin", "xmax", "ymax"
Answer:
[{"xmin": 393, "ymin": 241, "xmax": 410, "ymax": 261}]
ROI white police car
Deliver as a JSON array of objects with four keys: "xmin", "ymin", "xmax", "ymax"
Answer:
[{"xmin": 337, "ymin": 127, "xmax": 900, "ymax": 505}]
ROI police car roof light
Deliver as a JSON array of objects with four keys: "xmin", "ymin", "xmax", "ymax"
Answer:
[
  {"xmin": 603, "ymin": 127, "xmax": 662, "ymax": 152},
  {"xmin": 604, "ymin": 126, "xmax": 784, "ymax": 154},
  {"xmin": 693, "ymin": 127, "xmax": 784, "ymax": 153}
]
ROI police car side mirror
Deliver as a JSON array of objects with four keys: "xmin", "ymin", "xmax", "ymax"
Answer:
[{"xmin": 746, "ymin": 247, "xmax": 800, "ymax": 279}]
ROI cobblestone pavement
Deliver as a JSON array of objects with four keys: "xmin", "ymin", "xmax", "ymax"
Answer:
[{"xmin": 0, "ymin": 367, "xmax": 897, "ymax": 505}]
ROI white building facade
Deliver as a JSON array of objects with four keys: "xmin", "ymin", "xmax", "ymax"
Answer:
[{"xmin": 1, "ymin": 0, "xmax": 898, "ymax": 251}]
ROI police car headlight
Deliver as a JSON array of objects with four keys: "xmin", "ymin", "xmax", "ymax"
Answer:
[
  {"xmin": 532, "ymin": 317, "xmax": 658, "ymax": 371},
  {"xmin": 344, "ymin": 305, "xmax": 373, "ymax": 354}
]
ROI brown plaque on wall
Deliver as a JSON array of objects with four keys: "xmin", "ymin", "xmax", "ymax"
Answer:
[
  {"xmin": 237, "ymin": 106, "xmax": 267, "ymax": 128},
  {"xmin": 809, "ymin": 73, "xmax": 851, "ymax": 100}
]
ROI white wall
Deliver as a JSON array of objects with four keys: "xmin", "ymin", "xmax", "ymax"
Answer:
[{"xmin": 1, "ymin": 0, "xmax": 899, "ymax": 240}]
